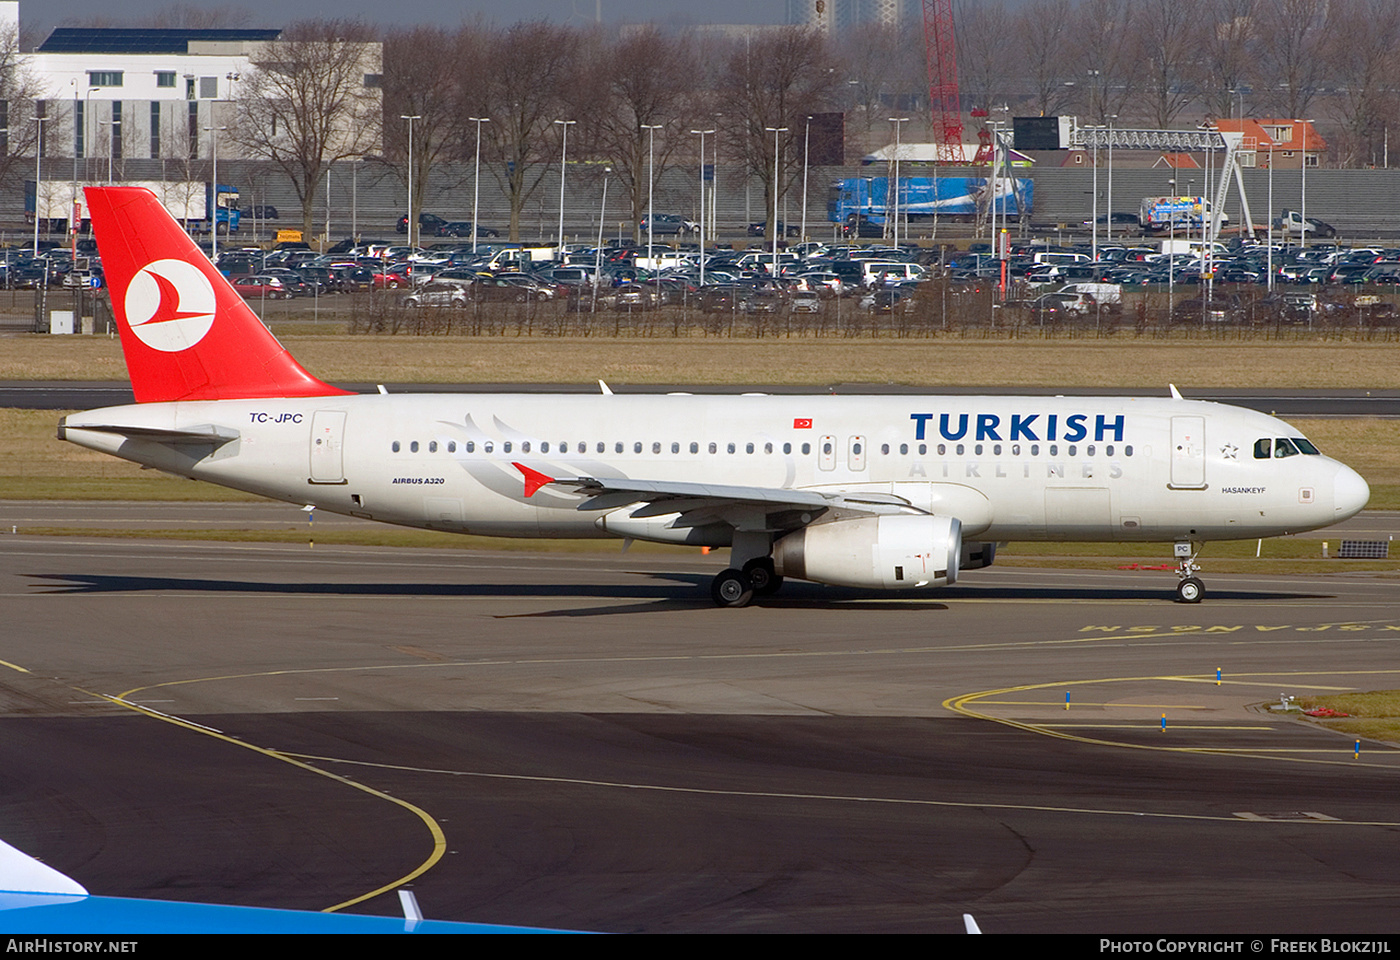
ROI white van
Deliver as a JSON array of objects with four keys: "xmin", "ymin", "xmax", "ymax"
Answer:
[
  {"xmin": 1056, "ymin": 282, "xmax": 1122, "ymax": 305},
  {"xmin": 861, "ymin": 261, "xmax": 925, "ymax": 286}
]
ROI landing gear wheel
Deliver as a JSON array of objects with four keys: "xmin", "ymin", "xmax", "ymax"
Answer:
[
  {"xmin": 742, "ymin": 558, "xmax": 783, "ymax": 597},
  {"xmin": 1176, "ymin": 577, "xmax": 1204, "ymax": 604},
  {"xmin": 711, "ymin": 568, "xmax": 753, "ymax": 608}
]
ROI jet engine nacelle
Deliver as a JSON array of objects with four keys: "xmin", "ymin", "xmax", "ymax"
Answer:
[
  {"xmin": 961, "ymin": 540, "xmax": 996, "ymax": 570},
  {"xmin": 772, "ymin": 514, "xmax": 962, "ymax": 590}
]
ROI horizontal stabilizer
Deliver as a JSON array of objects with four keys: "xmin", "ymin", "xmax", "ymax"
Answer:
[{"xmin": 59, "ymin": 419, "xmax": 239, "ymax": 446}]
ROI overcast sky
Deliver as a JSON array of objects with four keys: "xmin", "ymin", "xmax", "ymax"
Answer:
[{"xmin": 23, "ymin": 0, "xmax": 786, "ymax": 38}]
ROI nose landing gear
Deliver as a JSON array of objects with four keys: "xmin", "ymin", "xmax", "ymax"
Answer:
[{"xmin": 1174, "ymin": 541, "xmax": 1204, "ymax": 603}]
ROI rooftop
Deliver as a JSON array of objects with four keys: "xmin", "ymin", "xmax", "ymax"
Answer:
[{"xmin": 37, "ymin": 27, "xmax": 281, "ymax": 55}]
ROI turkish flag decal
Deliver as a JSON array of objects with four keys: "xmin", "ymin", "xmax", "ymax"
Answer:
[{"xmin": 793, "ymin": 418, "xmax": 813, "ymax": 429}]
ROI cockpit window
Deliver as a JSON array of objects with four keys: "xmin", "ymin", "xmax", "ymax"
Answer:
[
  {"xmin": 1274, "ymin": 437, "xmax": 1300, "ymax": 458},
  {"xmin": 1253, "ymin": 439, "xmax": 1272, "ymax": 459},
  {"xmin": 1293, "ymin": 437, "xmax": 1320, "ymax": 455}
]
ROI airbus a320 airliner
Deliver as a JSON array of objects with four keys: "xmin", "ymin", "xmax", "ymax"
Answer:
[{"xmin": 61, "ymin": 187, "xmax": 1369, "ymax": 606}]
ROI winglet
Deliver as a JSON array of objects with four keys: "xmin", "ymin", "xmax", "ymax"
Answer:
[
  {"xmin": 598, "ymin": 379, "xmax": 614, "ymax": 396},
  {"xmin": 1169, "ymin": 383, "xmax": 1183, "ymax": 400},
  {"xmin": 513, "ymin": 462, "xmax": 555, "ymax": 498},
  {"xmin": 963, "ymin": 913, "xmax": 982, "ymax": 934}
]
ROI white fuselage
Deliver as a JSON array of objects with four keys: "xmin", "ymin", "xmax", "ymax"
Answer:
[{"xmin": 62, "ymin": 393, "xmax": 1368, "ymax": 548}]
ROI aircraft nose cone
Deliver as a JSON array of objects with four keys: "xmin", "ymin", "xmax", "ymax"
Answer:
[{"xmin": 1334, "ymin": 464, "xmax": 1370, "ymax": 521}]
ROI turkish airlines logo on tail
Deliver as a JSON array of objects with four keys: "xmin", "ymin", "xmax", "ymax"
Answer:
[{"xmin": 124, "ymin": 259, "xmax": 217, "ymax": 352}]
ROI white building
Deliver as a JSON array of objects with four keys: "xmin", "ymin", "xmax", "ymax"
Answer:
[{"xmin": 11, "ymin": 2, "xmax": 381, "ymax": 165}]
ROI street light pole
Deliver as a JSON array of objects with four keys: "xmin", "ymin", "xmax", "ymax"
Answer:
[
  {"xmin": 1267, "ymin": 140, "xmax": 1275, "ymax": 291},
  {"xmin": 765, "ymin": 125, "xmax": 787, "ymax": 277},
  {"xmin": 691, "ymin": 128, "xmax": 714, "ymax": 286},
  {"xmin": 1299, "ymin": 119, "xmax": 1310, "ymax": 250},
  {"xmin": 554, "ymin": 119, "xmax": 576, "ymax": 254},
  {"xmin": 593, "ymin": 166, "xmax": 609, "ymax": 314},
  {"xmin": 400, "ymin": 114, "xmax": 420, "ymax": 249},
  {"xmin": 468, "ymin": 116, "xmax": 489, "ymax": 254},
  {"xmin": 1091, "ymin": 126, "xmax": 1100, "ymax": 263},
  {"xmin": 33, "ymin": 114, "xmax": 48, "ymax": 257},
  {"xmin": 205, "ymin": 123, "xmax": 226, "ymax": 260},
  {"xmin": 1106, "ymin": 115, "xmax": 1116, "ymax": 243},
  {"xmin": 642, "ymin": 123, "xmax": 663, "ymax": 273},
  {"xmin": 801, "ymin": 117, "xmax": 811, "ymax": 243},
  {"xmin": 888, "ymin": 117, "xmax": 908, "ymax": 247}
]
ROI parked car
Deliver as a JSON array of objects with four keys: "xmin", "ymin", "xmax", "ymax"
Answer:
[
  {"xmin": 396, "ymin": 212, "xmax": 448, "ymax": 235},
  {"xmin": 402, "ymin": 282, "xmax": 470, "ymax": 308},
  {"xmin": 1081, "ymin": 212, "xmax": 1142, "ymax": 231},
  {"xmin": 1171, "ymin": 296, "xmax": 1243, "ymax": 324},
  {"xmin": 437, "ymin": 221, "xmax": 500, "ymax": 239},
  {"xmin": 613, "ymin": 283, "xmax": 660, "ymax": 310},
  {"xmin": 231, "ymin": 275, "xmax": 295, "ymax": 300},
  {"xmin": 841, "ymin": 214, "xmax": 883, "ymax": 238},
  {"xmin": 747, "ymin": 220, "xmax": 801, "ymax": 238},
  {"xmin": 640, "ymin": 214, "xmax": 697, "ymax": 236},
  {"xmin": 468, "ymin": 275, "xmax": 551, "ymax": 302}
]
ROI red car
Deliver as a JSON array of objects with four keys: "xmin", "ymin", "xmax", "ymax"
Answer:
[{"xmin": 231, "ymin": 275, "xmax": 295, "ymax": 300}]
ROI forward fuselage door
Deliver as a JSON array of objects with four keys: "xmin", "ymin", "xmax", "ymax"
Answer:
[
  {"xmin": 309, "ymin": 409, "xmax": 347, "ymax": 484},
  {"xmin": 1169, "ymin": 415, "xmax": 1206, "ymax": 489}
]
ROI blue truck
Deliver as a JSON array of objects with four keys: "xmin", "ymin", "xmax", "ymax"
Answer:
[{"xmin": 828, "ymin": 176, "xmax": 1034, "ymax": 229}]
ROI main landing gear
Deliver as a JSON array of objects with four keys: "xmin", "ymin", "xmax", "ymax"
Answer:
[
  {"xmin": 710, "ymin": 535, "xmax": 783, "ymax": 608},
  {"xmin": 709, "ymin": 558, "xmax": 784, "ymax": 608},
  {"xmin": 1174, "ymin": 541, "xmax": 1204, "ymax": 603}
]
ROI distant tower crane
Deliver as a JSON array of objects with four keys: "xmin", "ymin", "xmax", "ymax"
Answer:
[{"xmin": 922, "ymin": 0, "xmax": 993, "ymax": 164}]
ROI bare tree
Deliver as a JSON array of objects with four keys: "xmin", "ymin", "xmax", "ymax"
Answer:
[
  {"xmin": 383, "ymin": 25, "xmax": 474, "ymax": 239},
  {"xmin": 579, "ymin": 27, "xmax": 697, "ymax": 242},
  {"xmin": 233, "ymin": 20, "xmax": 383, "ymax": 237},
  {"xmin": 840, "ymin": 23, "xmax": 904, "ymax": 135},
  {"xmin": 1015, "ymin": 0, "xmax": 1077, "ymax": 118},
  {"xmin": 1136, "ymin": 0, "xmax": 1204, "ymax": 127},
  {"xmin": 1069, "ymin": 0, "xmax": 1143, "ymax": 124},
  {"xmin": 0, "ymin": 23, "xmax": 42, "ymax": 195},
  {"xmin": 722, "ymin": 27, "xmax": 840, "ymax": 241},
  {"xmin": 478, "ymin": 21, "xmax": 580, "ymax": 242},
  {"xmin": 1250, "ymin": 0, "xmax": 1334, "ymax": 120},
  {"xmin": 956, "ymin": 0, "xmax": 1013, "ymax": 117},
  {"xmin": 1197, "ymin": 0, "xmax": 1258, "ymax": 120},
  {"xmin": 1324, "ymin": 0, "xmax": 1400, "ymax": 166}
]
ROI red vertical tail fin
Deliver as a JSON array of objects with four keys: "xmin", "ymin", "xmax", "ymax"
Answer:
[{"xmin": 85, "ymin": 186, "xmax": 351, "ymax": 403}]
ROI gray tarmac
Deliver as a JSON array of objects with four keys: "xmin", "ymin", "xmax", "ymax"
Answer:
[
  {"xmin": 5, "ymin": 380, "xmax": 1400, "ymax": 417},
  {"xmin": 2, "ymin": 531, "xmax": 1400, "ymax": 932}
]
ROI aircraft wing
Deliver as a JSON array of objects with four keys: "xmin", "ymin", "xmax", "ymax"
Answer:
[
  {"xmin": 0, "ymin": 835, "xmax": 575, "ymax": 934},
  {"xmin": 513, "ymin": 462, "xmax": 925, "ymax": 529}
]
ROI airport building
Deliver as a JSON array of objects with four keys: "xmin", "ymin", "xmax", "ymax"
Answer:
[{"xmin": 4, "ymin": 1, "xmax": 382, "ymax": 164}]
